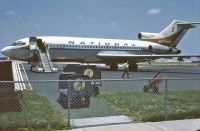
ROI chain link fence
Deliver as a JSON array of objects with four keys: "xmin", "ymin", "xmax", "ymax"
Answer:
[{"xmin": 0, "ymin": 77, "xmax": 200, "ymax": 130}]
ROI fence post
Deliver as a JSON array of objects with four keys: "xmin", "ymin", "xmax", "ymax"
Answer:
[
  {"xmin": 67, "ymin": 81, "xmax": 71, "ymax": 128},
  {"xmin": 164, "ymin": 79, "xmax": 168, "ymax": 120}
]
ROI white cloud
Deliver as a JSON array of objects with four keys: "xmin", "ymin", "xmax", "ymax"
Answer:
[
  {"xmin": 147, "ymin": 8, "xmax": 161, "ymax": 15},
  {"xmin": 76, "ymin": 15, "xmax": 96, "ymax": 23},
  {"xmin": 111, "ymin": 22, "xmax": 117, "ymax": 27},
  {"xmin": 35, "ymin": 23, "xmax": 40, "ymax": 28},
  {"xmin": 5, "ymin": 10, "xmax": 15, "ymax": 16},
  {"xmin": 77, "ymin": 15, "xmax": 84, "ymax": 21}
]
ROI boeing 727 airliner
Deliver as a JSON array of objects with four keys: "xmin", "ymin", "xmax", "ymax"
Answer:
[{"xmin": 1, "ymin": 20, "xmax": 200, "ymax": 72}]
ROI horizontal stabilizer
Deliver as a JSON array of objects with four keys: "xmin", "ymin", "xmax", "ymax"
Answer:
[
  {"xmin": 178, "ymin": 22, "xmax": 200, "ymax": 25},
  {"xmin": 177, "ymin": 22, "xmax": 200, "ymax": 28}
]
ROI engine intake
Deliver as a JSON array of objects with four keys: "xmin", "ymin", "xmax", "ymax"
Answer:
[{"xmin": 138, "ymin": 32, "xmax": 161, "ymax": 40}]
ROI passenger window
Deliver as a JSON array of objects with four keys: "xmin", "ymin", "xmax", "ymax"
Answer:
[{"xmin": 11, "ymin": 42, "xmax": 26, "ymax": 46}]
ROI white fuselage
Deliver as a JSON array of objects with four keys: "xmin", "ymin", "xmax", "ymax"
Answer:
[{"xmin": 1, "ymin": 36, "xmax": 178, "ymax": 64}]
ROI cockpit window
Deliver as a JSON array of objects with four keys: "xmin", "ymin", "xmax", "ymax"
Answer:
[{"xmin": 11, "ymin": 41, "xmax": 26, "ymax": 46}]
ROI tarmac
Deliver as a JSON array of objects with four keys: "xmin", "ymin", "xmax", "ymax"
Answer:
[{"xmin": 71, "ymin": 119, "xmax": 200, "ymax": 131}]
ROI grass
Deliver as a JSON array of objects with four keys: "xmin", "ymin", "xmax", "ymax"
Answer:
[
  {"xmin": 98, "ymin": 89, "xmax": 200, "ymax": 122},
  {"xmin": 0, "ymin": 90, "xmax": 67, "ymax": 130}
]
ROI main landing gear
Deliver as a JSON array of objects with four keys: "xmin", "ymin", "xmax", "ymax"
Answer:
[
  {"xmin": 128, "ymin": 63, "xmax": 138, "ymax": 71},
  {"xmin": 110, "ymin": 63, "xmax": 118, "ymax": 71},
  {"xmin": 109, "ymin": 63, "xmax": 138, "ymax": 71}
]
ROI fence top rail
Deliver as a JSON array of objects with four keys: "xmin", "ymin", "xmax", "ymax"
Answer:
[{"xmin": 1, "ymin": 77, "xmax": 200, "ymax": 83}]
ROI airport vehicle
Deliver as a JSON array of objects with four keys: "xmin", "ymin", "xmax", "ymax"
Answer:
[
  {"xmin": 1, "ymin": 20, "xmax": 200, "ymax": 72},
  {"xmin": 63, "ymin": 64, "xmax": 101, "ymax": 96},
  {"xmin": 58, "ymin": 72, "xmax": 93, "ymax": 109}
]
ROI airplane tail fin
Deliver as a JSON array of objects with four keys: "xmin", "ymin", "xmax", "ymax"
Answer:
[{"xmin": 138, "ymin": 20, "xmax": 200, "ymax": 47}]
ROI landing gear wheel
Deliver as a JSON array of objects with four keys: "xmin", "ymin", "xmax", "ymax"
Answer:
[
  {"xmin": 128, "ymin": 63, "xmax": 138, "ymax": 72},
  {"xmin": 110, "ymin": 63, "xmax": 118, "ymax": 71},
  {"xmin": 30, "ymin": 66, "xmax": 36, "ymax": 72}
]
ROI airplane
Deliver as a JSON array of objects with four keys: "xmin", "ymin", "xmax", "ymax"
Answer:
[{"xmin": 1, "ymin": 20, "xmax": 200, "ymax": 72}]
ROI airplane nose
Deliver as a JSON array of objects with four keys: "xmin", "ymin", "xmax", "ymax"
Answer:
[{"xmin": 1, "ymin": 47, "xmax": 10, "ymax": 57}]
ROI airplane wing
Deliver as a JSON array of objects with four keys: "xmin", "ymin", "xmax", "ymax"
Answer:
[{"xmin": 97, "ymin": 51, "xmax": 200, "ymax": 61}]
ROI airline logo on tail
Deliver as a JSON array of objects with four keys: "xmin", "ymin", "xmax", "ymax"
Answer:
[{"xmin": 138, "ymin": 20, "xmax": 200, "ymax": 47}]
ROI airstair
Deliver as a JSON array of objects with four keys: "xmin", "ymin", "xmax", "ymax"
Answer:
[
  {"xmin": 144, "ymin": 72, "xmax": 163, "ymax": 93},
  {"xmin": 18, "ymin": 62, "xmax": 32, "ymax": 90},
  {"xmin": 39, "ymin": 49, "xmax": 56, "ymax": 73},
  {"xmin": 29, "ymin": 37, "xmax": 57, "ymax": 73},
  {"xmin": 13, "ymin": 61, "xmax": 32, "ymax": 90}
]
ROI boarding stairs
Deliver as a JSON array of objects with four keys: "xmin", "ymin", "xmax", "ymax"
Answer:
[
  {"xmin": 13, "ymin": 61, "xmax": 32, "ymax": 90},
  {"xmin": 144, "ymin": 72, "xmax": 163, "ymax": 93},
  {"xmin": 39, "ymin": 49, "xmax": 55, "ymax": 73},
  {"xmin": 29, "ymin": 37, "xmax": 57, "ymax": 73}
]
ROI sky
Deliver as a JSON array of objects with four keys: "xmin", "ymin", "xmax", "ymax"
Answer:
[{"xmin": 0, "ymin": 0, "xmax": 199, "ymax": 57}]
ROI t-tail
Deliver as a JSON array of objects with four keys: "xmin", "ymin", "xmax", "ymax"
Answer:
[{"xmin": 138, "ymin": 20, "xmax": 200, "ymax": 47}]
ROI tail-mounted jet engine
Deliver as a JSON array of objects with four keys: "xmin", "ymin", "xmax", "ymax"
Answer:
[
  {"xmin": 147, "ymin": 45, "xmax": 181, "ymax": 54},
  {"xmin": 138, "ymin": 32, "xmax": 161, "ymax": 40}
]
